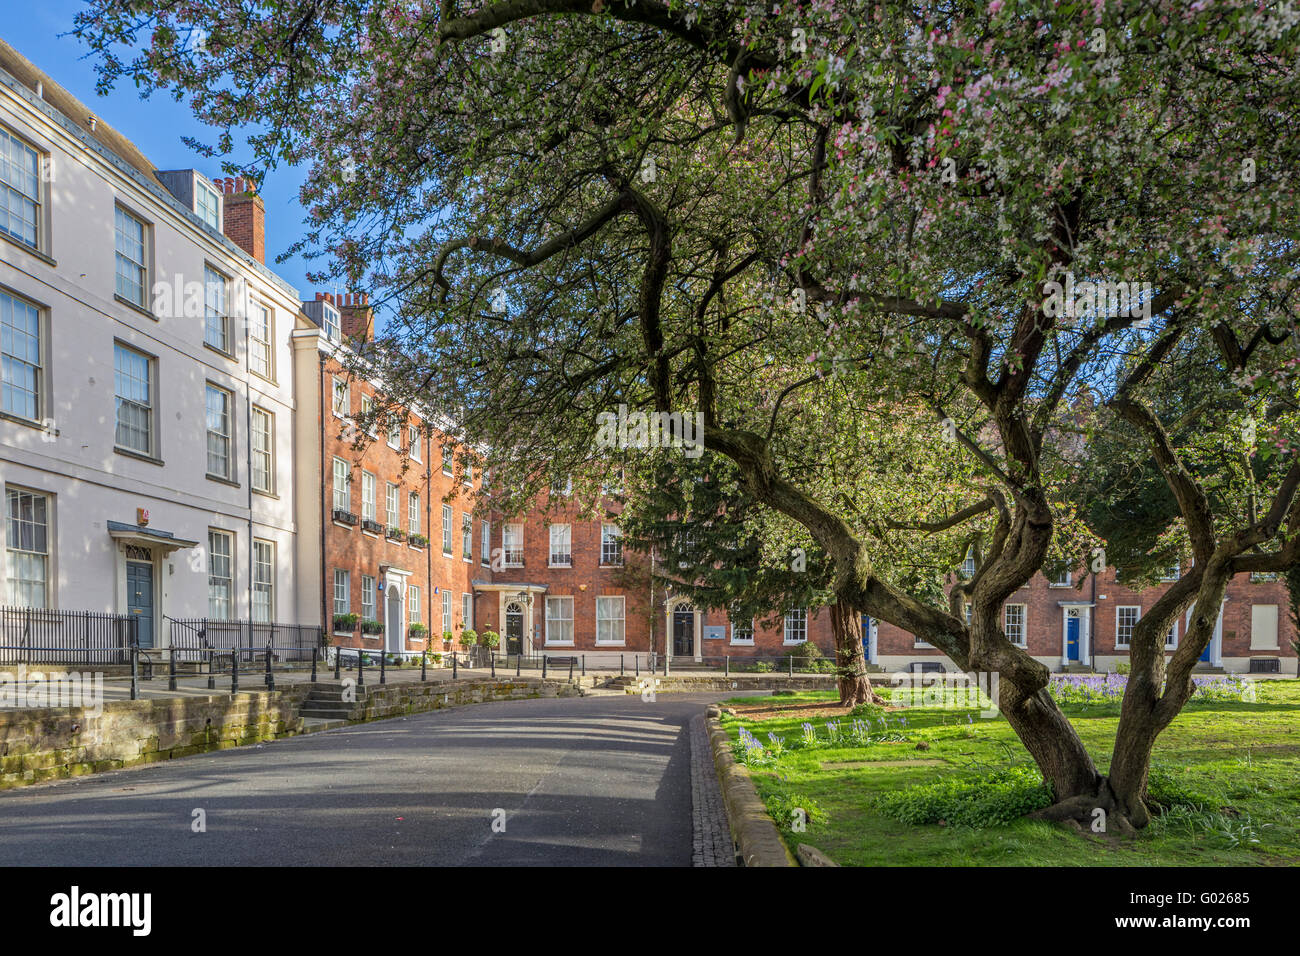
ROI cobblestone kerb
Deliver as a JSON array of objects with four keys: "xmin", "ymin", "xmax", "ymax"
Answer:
[
  {"xmin": 705, "ymin": 710, "xmax": 797, "ymax": 867},
  {"xmin": 0, "ymin": 677, "xmax": 570, "ymax": 789}
]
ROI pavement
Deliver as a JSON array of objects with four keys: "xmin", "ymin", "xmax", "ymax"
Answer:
[{"xmin": 0, "ymin": 692, "xmax": 754, "ymax": 866}]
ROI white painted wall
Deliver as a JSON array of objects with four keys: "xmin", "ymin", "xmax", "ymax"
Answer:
[{"xmin": 0, "ymin": 67, "xmax": 309, "ymax": 639}]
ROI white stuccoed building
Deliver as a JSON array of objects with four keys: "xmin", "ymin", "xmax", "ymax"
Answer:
[{"xmin": 0, "ymin": 40, "xmax": 315, "ymax": 650}]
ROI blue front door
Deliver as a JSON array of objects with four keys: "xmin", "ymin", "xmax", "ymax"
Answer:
[
  {"xmin": 861, "ymin": 615, "xmax": 872, "ymax": 660},
  {"xmin": 1066, "ymin": 614, "xmax": 1080, "ymax": 661},
  {"xmin": 127, "ymin": 561, "xmax": 154, "ymax": 648}
]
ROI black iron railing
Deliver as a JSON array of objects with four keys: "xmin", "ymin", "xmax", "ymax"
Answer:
[
  {"xmin": 0, "ymin": 605, "xmax": 138, "ymax": 665},
  {"xmin": 166, "ymin": 618, "xmax": 323, "ymax": 669}
]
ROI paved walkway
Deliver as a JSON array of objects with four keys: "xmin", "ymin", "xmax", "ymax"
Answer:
[
  {"xmin": 0, "ymin": 693, "xmax": 748, "ymax": 866},
  {"xmin": 690, "ymin": 713, "xmax": 737, "ymax": 866}
]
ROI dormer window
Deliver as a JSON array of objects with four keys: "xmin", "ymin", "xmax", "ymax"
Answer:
[
  {"xmin": 322, "ymin": 302, "xmax": 341, "ymax": 342},
  {"xmin": 196, "ymin": 180, "xmax": 221, "ymax": 231}
]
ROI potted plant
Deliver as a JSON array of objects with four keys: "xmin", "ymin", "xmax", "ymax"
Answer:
[
  {"xmin": 432, "ymin": 652, "xmax": 443, "ymax": 667},
  {"xmin": 361, "ymin": 619, "xmax": 384, "ymax": 635},
  {"xmin": 333, "ymin": 612, "xmax": 359, "ymax": 632},
  {"xmin": 409, "ymin": 622, "xmax": 429, "ymax": 640},
  {"xmin": 442, "ymin": 629, "xmax": 454, "ymax": 648},
  {"xmin": 459, "ymin": 628, "xmax": 477, "ymax": 649},
  {"xmin": 480, "ymin": 629, "xmax": 500, "ymax": 652}
]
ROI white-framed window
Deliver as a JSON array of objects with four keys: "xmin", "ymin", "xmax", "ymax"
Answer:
[
  {"xmin": 546, "ymin": 596, "xmax": 574, "ymax": 644},
  {"xmin": 409, "ymin": 425, "xmax": 422, "ymax": 461},
  {"xmin": 783, "ymin": 608, "xmax": 807, "ymax": 645},
  {"xmin": 207, "ymin": 529, "xmax": 233, "ymax": 619},
  {"xmin": 322, "ymin": 301, "xmax": 341, "ymax": 343},
  {"xmin": 385, "ymin": 482, "xmax": 400, "ymax": 530},
  {"xmin": 5, "ymin": 487, "xmax": 49, "ymax": 607},
  {"xmin": 409, "ymin": 585, "xmax": 421, "ymax": 625},
  {"xmin": 597, "ymin": 596, "xmax": 625, "ymax": 645},
  {"xmin": 601, "ymin": 523, "xmax": 623, "ymax": 566},
  {"xmin": 113, "ymin": 342, "xmax": 154, "ymax": 455},
  {"xmin": 331, "ymin": 376, "xmax": 349, "ymax": 416},
  {"xmin": 251, "ymin": 407, "xmax": 273, "ymax": 493},
  {"xmin": 333, "ymin": 569, "xmax": 350, "ymax": 618},
  {"xmin": 332, "ymin": 457, "xmax": 351, "ymax": 512},
  {"xmin": 114, "ymin": 205, "xmax": 148, "ymax": 307},
  {"xmin": 442, "ymin": 504, "xmax": 454, "ymax": 554},
  {"xmin": 1159, "ymin": 561, "xmax": 1180, "ymax": 582},
  {"xmin": 1004, "ymin": 603, "xmax": 1026, "ymax": 646},
  {"xmin": 462, "ymin": 513, "xmax": 472, "ymax": 560},
  {"xmin": 442, "ymin": 445, "xmax": 453, "ymax": 476},
  {"xmin": 387, "ymin": 420, "xmax": 402, "ymax": 449},
  {"xmin": 731, "ymin": 618, "xmax": 754, "ymax": 644},
  {"xmin": 252, "ymin": 539, "xmax": 274, "ymax": 623},
  {"xmin": 442, "ymin": 590, "xmax": 453, "ymax": 635},
  {"xmin": 195, "ymin": 180, "xmax": 221, "ymax": 230},
  {"xmin": 249, "ymin": 302, "xmax": 273, "ymax": 379},
  {"xmin": 481, "ymin": 520, "xmax": 491, "ymax": 565},
  {"xmin": 361, "ymin": 574, "xmax": 375, "ymax": 621},
  {"xmin": 0, "ymin": 125, "xmax": 42, "ymax": 249},
  {"xmin": 1049, "ymin": 568, "xmax": 1072, "ymax": 587},
  {"xmin": 360, "ymin": 394, "xmax": 374, "ymax": 434},
  {"xmin": 1250, "ymin": 604, "xmax": 1279, "ymax": 650},
  {"xmin": 205, "ymin": 383, "xmax": 233, "ymax": 480},
  {"xmin": 409, "ymin": 492, "xmax": 421, "ymax": 536},
  {"xmin": 960, "ymin": 547, "xmax": 977, "ymax": 579},
  {"xmin": 1165, "ymin": 620, "xmax": 1178, "ymax": 649},
  {"xmin": 0, "ymin": 289, "xmax": 41, "ymax": 422},
  {"xmin": 549, "ymin": 523, "xmax": 572, "ymax": 566},
  {"xmin": 361, "ymin": 471, "xmax": 377, "ymax": 522},
  {"xmin": 503, "ymin": 523, "xmax": 524, "ymax": 566},
  {"xmin": 461, "ymin": 592, "xmax": 472, "ymax": 630},
  {"xmin": 1115, "ymin": 606, "xmax": 1140, "ymax": 648},
  {"xmin": 203, "ymin": 265, "xmax": 229, "ymax": 352}
]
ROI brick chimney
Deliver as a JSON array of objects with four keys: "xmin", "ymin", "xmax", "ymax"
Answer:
[
  {"xmin": 317, "ymin": 292, "xmax": 374, "ymax": 344},
  {"xmin": 213, "ymin": 176, "xmax": 265, "ymax": 264}
]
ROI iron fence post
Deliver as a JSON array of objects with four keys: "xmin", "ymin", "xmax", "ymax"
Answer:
[
  {"xmin": 581, "ymin": 654, "xmax": 585, "ymax": 678},
  {"xmin": 635, "ymin": 655, "xmax": 639, "ymax": 678},
  {"xmin": 725, "ymin": 655, "xmax": 730, "ymax": 677},
  {"xmin": 542, "ymin": 655, "xmax": 547, "ymax": 680},
  {"xmin": 207, "ymin": 645, "xmax": 216, "ymax": 690},
  {"xmin": 490, "ymin": 652, "xmax": 495, "ymax": 678},
  {"xmin": 421, "ymin": 652, "xmax": 426, "ymax": 682},
  {"xmin": 168, "ymin": 646, "xmax": 177, "ymax": 691},
  {"xmin": 130, "ymin": 641, "xmax": 139, "ymax": 701},
  {"xmin": 789, "ymin": 655, "xmax": 793, "ymax": 677},
  {"xmin": 358, "ymin": 649, "xmax": 365, "ymax": 687},
  {"xmin": 265, "ymin": 645, "xmax": 275, "ymax": 691},
  {"xmin": 568, "ymin": 658, "xmax": 574, "ymax": 682},
  {"xmin": 334, "ymin": 644, "xmax": 341, "ymax": 680},
  {"xmin": 452, "ymin": 652, "xmax": 457, "ymax": 679},
  {"xmin": 311, "ymin": 646, "xmax": 318, "ymax": 683},
  {"xmin": 620, "ymin": 654, "xmax": 624, "ymax": 676},
  {"xmin": 380, "ymin": 649, "xmax": 387, "ymax": 685},
  {"xmin": 231, "ymin": 651, "xmax": 239, "ymax": 695},
  {"xmin": 515, "ymin": 653, "xmax": 520, "ymax": 677}
]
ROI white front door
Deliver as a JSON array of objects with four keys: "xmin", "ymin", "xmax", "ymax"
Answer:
[{"xmin": 386, "ymin": 584, "xmax": 404, "ymax": 653}]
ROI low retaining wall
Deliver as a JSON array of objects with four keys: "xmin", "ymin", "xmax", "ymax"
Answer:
[
  {"xmin": 705, "ymin": 710, "xmax": 796, "ymax": 867},
  {"xmin": 0, "ymin": 677, "xmax": 567, "ymax": 790},
  {"xmin": 618, "ymin": 675, "xmax": 837, "ymax": 694}
]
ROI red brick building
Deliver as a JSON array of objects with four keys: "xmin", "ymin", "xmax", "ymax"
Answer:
[{"xmin": 291, "ymin": 298, "xmax": 1295, "ymax": 676}]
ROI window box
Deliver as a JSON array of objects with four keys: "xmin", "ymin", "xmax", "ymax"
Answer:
[
  {"xmin": 360, "ymin": 619, "xmax": 384, "ymax": 635},
  {"xmin": 333, "ymin": 509, "xmax": 358, "ymax": 526},
  {"xmin": 333, "ymin": 612, "xmax": 359, "ymax": 632},
  {"xmin": 408, "ymin": 623, "xmax": 429, "ymax": 640},
  {"xmin": 362, "ymin": 518, "xmax": 384, "ymax": 535},
  {"xmin": 385, "ymin": 526, "xmax": 406, "ymax": 542},
  {"xmin": 408, "ymin": 532, "xmax": 429, "ymax": 549}
]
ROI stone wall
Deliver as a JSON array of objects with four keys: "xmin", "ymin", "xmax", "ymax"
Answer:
[{"xmin": 0, "ymin": 677, "xmax": 566, "ymax": 790}]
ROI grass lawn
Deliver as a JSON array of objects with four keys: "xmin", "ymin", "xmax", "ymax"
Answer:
[{"xmin": 720, "ymin": 679, "xmax": 1300, "ymax": 866}]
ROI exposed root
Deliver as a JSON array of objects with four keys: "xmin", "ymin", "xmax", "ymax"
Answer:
[{"xmin": 1028, "ymin": 781, "xmax": 1140, "ymax": 839}]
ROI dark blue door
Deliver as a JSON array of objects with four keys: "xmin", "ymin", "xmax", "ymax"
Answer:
[
  {"xmin": 1066, "ymin": 615, "xmax": 1080, "ymax": 661},
  {"xmin": 861, "ymin": 615, "xmax": 872, "ymax": 660},
  {"xmin": 127, "ymin": 561, "xmax": 153, "ymax": 648}
]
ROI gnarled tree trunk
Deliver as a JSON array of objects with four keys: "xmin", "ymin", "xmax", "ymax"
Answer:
[{"xmin": 829, "ymin": 599, "xmax": 884, "ymax": 706}]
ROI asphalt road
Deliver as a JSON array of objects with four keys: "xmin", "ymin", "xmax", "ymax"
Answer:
[{"xmin": 0, "ymin": 693, "xmax": 734, "ymax": 866}]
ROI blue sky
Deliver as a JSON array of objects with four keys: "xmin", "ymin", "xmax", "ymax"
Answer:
[{"xmin": 3, "ymin": 2, "xmax": 318, "ymax": 298}]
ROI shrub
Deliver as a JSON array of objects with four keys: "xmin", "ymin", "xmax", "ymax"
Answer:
[
  {"xmin": 874, "ymin": 767, "xmax": 1053, "ymax": 829},
  {"xmin": 479, "ymin": 630, "xmax": 500, "ymax": 648},
  {"xmin": 459, "ymin": 628, "xmax": 478, "ymax": 648}
]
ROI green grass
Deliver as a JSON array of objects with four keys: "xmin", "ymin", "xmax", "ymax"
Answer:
[{"xmin": 721, "ymin": 681, "xmax": 1300, "ymax": 866}]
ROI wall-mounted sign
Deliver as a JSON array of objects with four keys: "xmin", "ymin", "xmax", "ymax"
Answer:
[{"xmin": 137, "ymin": 508, "xmax": 150, "ymax": 526}]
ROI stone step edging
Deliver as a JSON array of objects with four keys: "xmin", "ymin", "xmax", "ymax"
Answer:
[{"xmin": 705, "ymin": 706, "xmax": 797, "ymax": 867}]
